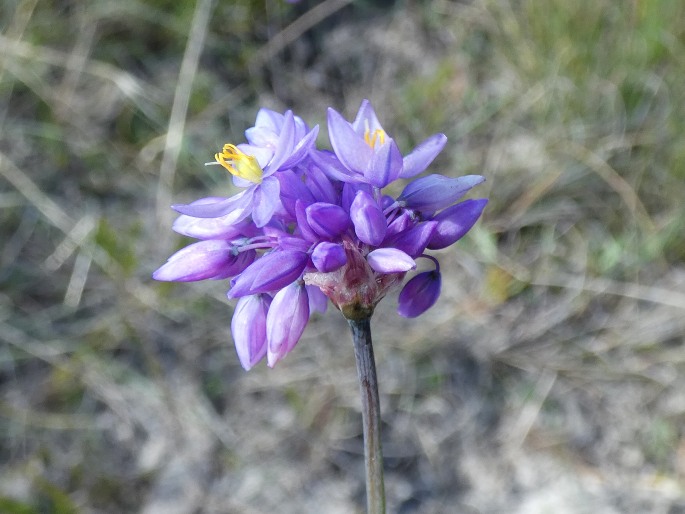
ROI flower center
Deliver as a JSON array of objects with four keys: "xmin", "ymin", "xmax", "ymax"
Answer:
[
  {"xmin": 364, "ymin": 128, "xmax": 386, "ymax": 149},
  {"xmin": 215, "ymin": 144, "xmax": 263, "ymax": 184}
]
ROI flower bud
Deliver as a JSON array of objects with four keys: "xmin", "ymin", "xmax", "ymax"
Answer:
[
  {"xmin": 397, "ymin": 271, "xmax": 441, "ymax": 318},
  {"xmin": 267, "ymin": 283, "xmax": 310, "ymax": 367},
  {"xmin": 350, "ymin": 190, "xmax": 387, "ymax": 246},
  {"xmin": 231, "ymin": 294, "xmax": 271, "ymax": 370}
]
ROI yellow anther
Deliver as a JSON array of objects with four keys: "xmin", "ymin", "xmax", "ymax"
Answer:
[
  {"xmin": 364, "ymin": 127, "xmax": 386, "ymax": 149},
  {"xmin": 215, "ymin": 144, "xmax": 263, "ymax": 184}
]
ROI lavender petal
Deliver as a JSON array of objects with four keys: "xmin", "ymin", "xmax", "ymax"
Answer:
[
  {"xmin": 366, "ymin": 248, "xmax": 416, "ymax": 273},
  {"xmin": 365, "ymin": 138, "xmax": 403, "ymax": 188},
  {"xmin": 350, "ymin": 190, "xmax": 387, "ymax": 246},
  {"xmin": 252, "ymin": 176, "xmax": 281, "ymax": 227},
  {"xmin": 311, "ymin": 242, "xmax": 347, "ymax": 272},
  {"xmin": 428, "ymin": 198, "xmax": 488, "ymax": 250},
  {"xmin": 306, "ymin": 202, "xmax": 350, "ymax": 240},
  {"xmin": 383, "ymin": 221, "xmax": 438, "ymax": 257},
  {"xmin": 327, "ymin": 107, "xmax": 372, "ymax": 173},
  {"xmin": 173, "ymin": 188, "xmax": 254, "ymax": 221},
  {"xmin": 231, "ymin": 294, "xmax": 271, "ymax": 370},
  {"xmin": 227, "ymin": 250, "xmax": 308, "ymax": 298},
  {"xmin": 152, "ymin": 240, "xmax": 238, "ymax": 282},
  {"xmin": 398, "ymin": 174, "xmax": 485, "ymax": 213},
  {"xmin": 266, "ymin": 283, "xmax": 310, "ymax": 367},
  {"xmin": 400, "ymin": 133, "xmax": 447, "ymax": 179}
]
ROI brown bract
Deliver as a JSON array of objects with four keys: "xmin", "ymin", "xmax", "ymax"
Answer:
[{"xmin": 304, "ymin": 239, "xmax": 405, "ymax": 321}]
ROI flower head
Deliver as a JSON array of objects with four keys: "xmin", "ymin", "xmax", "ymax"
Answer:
[{"xmin": 153, "ymin": 101, "xmax": 487, "ymax": 369}]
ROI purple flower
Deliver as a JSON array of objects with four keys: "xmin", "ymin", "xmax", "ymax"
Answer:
[
  {"xmin": 153, "ymin": 101, "xmax": 487, "ymax": 369},
  {"xmin": 173, "ymin": 111, "xmax": 318, "ymax": 227}
]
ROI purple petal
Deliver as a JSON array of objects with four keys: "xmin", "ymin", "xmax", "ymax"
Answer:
[
  {"xmin": 231, "ymin": 294, "xmax": 271, "ymax": 370},
  {"xmin": 366, "ymin": 248, "xmax": 416, "ymax": 273},
  {"xmin": 306, "ymin": 202, "xmax": 350, "ymax": 240},
  {"xmin": 294, "ymin": 200, "xmax": 318, "ymax": 242},
  {"xmin": 351, "ymin": 99, "xmax": 384, "ymax": 135},
  {"xmin": 398, "ymin": 174, "xmax": 485, "ymax": 213},
  {"xmin": 311, "ymin": 242, "xmax": 347, "ymax": 272},
  {"xmin": 276, "ymin": 169, "xmax": 315, "ymax": 219},
  {"xmin": 350, "ymin": 190, "xmax": 387, "ymax": 246},
  {"xmin": 400, "ymin": 133, "xmax": 447, "ymax": 179},
  {"xmin": 428, "ymin": 198, "xmax": 488, "ymax": 250},
  {"xmin": 275, "ymin": 234, "xmax": 311, "ymax": 253},
  {"xmin": 397, "ymin": 271, "xmax": 441, "ymax": 318},
  {"xmin": 383, "ymin": 221, "xmax": 438, "ymax": 257},
  {"xmin": 227, "ymin": 250, "xmax": 308, "ymax": 298},
  {"xmin": 253, "ymin": 108, "xmax": 283, "ymax": 134},
  {"xmin": 385, "ymin": 211, "xmax": 413, "ymax": 237},
  {"xmin": 266, "ymin": 283, "xmax": 310, "ymax": 367},
  {"xmin": 172, "ymin": 199, "xmax": 259, "ymax": 240},
  {"xmin": 252, "ymin": 176, "xmax": 281, "ymax": 227},
  {"xmin": 244, "ymin": 126, "xmax": 278, "ymax": 149},
  {"xmin": 342, "ymin": 182, "xmax": 372, "ymax": 212},
  {"xmin": 266, "ymin": 111, "xmax": 296, "ymax": 173},
  {"xmin": 305, "ymin": 165, "xmax": 338, "ymax": 204},
  {"xmin": 306, "ymin": 285, "xmax": 328, "ymax": 313},
  {"xmin": 365, "ymin": 139, "xmax": 403, "ymax": 188},
  {"xmin": 153, "ymin": 240, "xmax": 238, "ymax": 282},
  {"xmin": 238, "ymin": 144, "xmax": 273, "ymax": 170},
  {"xmin": 327, "ymin": 107, "xmax": 372, "ymax": 173},
  {"xmin": 278, "ymin": 125, "xmax": 319, "ymax": 170},
  {"xmin": 310, "ymin": 150, "xmax": 365, "ymax": 184},
  {"xmin": 173, "ymin": 188, "xmax": 254, "ymax": 221}
]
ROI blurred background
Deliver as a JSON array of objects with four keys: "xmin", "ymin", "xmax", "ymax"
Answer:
[{"xmin": 2, "ymin": 0, "xmax": 685, "ymax": 512}]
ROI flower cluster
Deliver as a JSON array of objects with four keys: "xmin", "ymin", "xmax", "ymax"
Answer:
[{"xmin": 153, "ymin": 101, "xmax": 487, "ymax": 369}]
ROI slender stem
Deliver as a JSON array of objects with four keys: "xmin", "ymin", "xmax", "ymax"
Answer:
[{"xmin": 348, "ymin": 318, "xmax": 386, "ymax": 514}]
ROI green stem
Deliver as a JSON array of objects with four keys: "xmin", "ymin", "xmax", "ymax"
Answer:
[{"xmin": 348, "ymin": 318, "xmax": 386, "ymax": 514}]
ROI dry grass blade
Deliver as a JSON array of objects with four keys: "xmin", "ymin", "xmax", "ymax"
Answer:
[
  {"xmin": 0, "ymin": 151, "xmax": 74, "ymax": 232},
  {"xmin": 249, "ymin": 0, "xmax": 354, "ymax": 71},
  {"xmin": 156, "ymin": 0, "xmax": 215, "ymax": 243}
]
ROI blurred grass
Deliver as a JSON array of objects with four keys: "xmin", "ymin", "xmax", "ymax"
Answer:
[{"xmin": 1, "ymin": 0, "xmax": 685, "ymax": 512}]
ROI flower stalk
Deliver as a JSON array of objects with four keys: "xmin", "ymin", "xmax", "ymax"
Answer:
[{"xmin": 348, "ymin": 317, "xmax": 386, "ymax": 514}]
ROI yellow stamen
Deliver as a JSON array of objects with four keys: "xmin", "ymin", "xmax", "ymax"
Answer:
[
  {"xmin": 215, "ymin": 144, "xmax": 263, "ymax": 184},
  {"xmin": 364, "ymin": 127, "xmax": 387, "ymax": 149}
]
